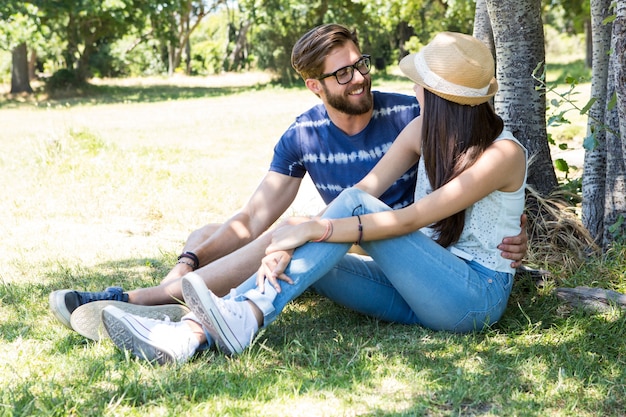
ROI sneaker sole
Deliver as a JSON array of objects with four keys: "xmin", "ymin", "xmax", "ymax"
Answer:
[
  {"xmin": 71, "ymin": 301, "xmax": 190, "ymax": 341},
  {"xmin": 181, "ymin": 275, "xmax": 243, "ymax": 355},
  {"xmin": 101, "ymin": 306, "xmax": 177, "ymax": 365},
  {"xmin": 49, "ymin": 290, "xmax": 73, "ymax": 329}
]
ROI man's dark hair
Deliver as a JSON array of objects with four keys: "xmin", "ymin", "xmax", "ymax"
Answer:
[{"xmin": 291, "ymin": 24, "xmax": 360, "ymax": 81}]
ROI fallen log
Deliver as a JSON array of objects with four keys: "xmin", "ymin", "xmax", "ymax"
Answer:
[{"xmin": 554, "ymin": 286, "xmax": 626, "ymax": 313}]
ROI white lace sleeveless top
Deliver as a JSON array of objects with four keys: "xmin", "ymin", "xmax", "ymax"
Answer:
[{"xmin": 414, "ymin": 131, "xmax": 527, "ymax": 274}]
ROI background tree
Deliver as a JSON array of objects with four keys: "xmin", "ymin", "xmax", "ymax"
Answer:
[
  {"xmin": 31, "ymin": 0, "xmax": 150, "ymax": 82},
  {"xmin": 544, "ymin": 0, "xmax": 592, "ymax": 66},
  {"xmin": 1, "ymin": 2, "xmax": 37, "ymax": 93},
  {"xmin": 582, "ymin": 0, "xmax": 614, "ymax": 247},
  {"xmin": 598, "ymin": 0, "xmax": 625, "ymax": 247},
  {"xmin": 10, "ymin": 43, "xmax": 32, "ymax": 94},
  {"xmin": 472, "ymin": 0, "xmax": 494, "ymax": 53},
  {"xmin": 240, "ymin": 0, "xmax": 371, "ymax": 84},
  {"xmin": 149, "ymin": 0, "xmax": 225, "ymax": 76},
  {"xmin": 484, "ymin": 0, "xmax": 558, "ymax": 195}
]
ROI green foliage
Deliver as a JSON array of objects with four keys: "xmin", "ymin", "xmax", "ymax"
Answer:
[
  {"xmin": 29, "ymin": 0, "xmax": 152, "ymax": 80},
  {"xmin": 608, "ymin": 215, "xmax": 625, "ymax": 244},
  {"xmin": 0, "ymin": 0, "xmax": 596, "ymax": 85},
  {"xmin": 532, "ymin": 60, "xmax": 614, "ymax": 199},
  {"xmin": 1, "ymin": 0, "xmax": 488, "ymax": 84},
  {"xmin": 241, "ymin": 0, "xmax": 368, "ymax": 84},
  {"xmin": 241, "ymin": 0, "xmax": 479, "ymax": 84},
  {"xmin": 0, "ymin": 3, "xmax": 40, "ymax": 51},
  {"xmin": 108, "ymin": 36, "xmax": 166, "ymax": 77},
  {"xmin": 542, "ymin": 0, "xmax": 590, "ymax": 34},
  {"xmin": 189, "ymin": 11, "xmax": 231, "ymax": 75},
  {"xmin": 0, "ymin": 50, "xmax": 11, "ymax": 83}
]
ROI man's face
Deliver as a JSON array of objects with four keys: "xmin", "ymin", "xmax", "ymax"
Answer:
[{"xmin": 319, "ymin": 44, "xmax": 373, "ymax": 115}]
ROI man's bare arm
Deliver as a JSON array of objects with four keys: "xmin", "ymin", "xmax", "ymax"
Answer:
[{"xmin": 165, "ymin": 172, "xmax": 303, "ymax": 281}]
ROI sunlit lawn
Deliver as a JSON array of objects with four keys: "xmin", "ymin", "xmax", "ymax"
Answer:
[{"xmin": 1, "ymin": 68, "xmax": 625, "ymax": 416}]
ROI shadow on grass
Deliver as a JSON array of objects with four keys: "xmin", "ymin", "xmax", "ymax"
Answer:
[
  {"xmin": 0, "ymin": 80, "xmax": 289, "ymax": 110},
  {"xmin": 2, "ymin": 261, "xmax": 626, "ymax": 415}
]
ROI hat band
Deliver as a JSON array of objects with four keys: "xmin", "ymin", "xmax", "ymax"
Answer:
[{"xmin": 415, "ymin": 53, "xmax": 490, "ymax": 97}]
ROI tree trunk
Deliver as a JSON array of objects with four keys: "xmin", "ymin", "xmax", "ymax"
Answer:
[
  {"xmin": 185, "ymin": 19, "xmax": 192, "ymax": 75},
  {"xmin": 10, "ymin": 42, "xmax": 33, "ymax": 94},
  {"xmin": 168, "ymin": 43, "xmax": 175, "ymax": 76},
  {"xmin": 602, "ymin": 0, "xmax": 626, "ymax": 247},
  {"xmin": 227, "ymin": 20, "xmax": 251, "ymax": 71},
  {"xmin": 473, "ymin": 0, "xmax": 495, "ymax": 55},
  {"xmin": 582, "ymin": 0, "xmax": 613, "ymax": 245},
  {"xmin": 485, "ymin": 0, "xmax": 557, "ymax": 196},
  {"xmin": 585, "ymin": 18, "xmax": 593, "ymax": 68},
  {"xmin": 615, "ymin": 2, "xmax": 626, "ymax": 159},
  {"xmin": 29, "ymin": 49, "xmax": 37, "ymax": 81}
]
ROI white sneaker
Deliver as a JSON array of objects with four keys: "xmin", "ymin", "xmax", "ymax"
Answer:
[
  {"xmin": 182, "ymin": 273, "xmax": 258, "ymax": 355},
  {"xmin": 101, "ymin": 306, "xmax": 199, "ymax": 365},
  {"xmin": 70, "ymin": 301, "xmax": 190, "ymax": 341}
]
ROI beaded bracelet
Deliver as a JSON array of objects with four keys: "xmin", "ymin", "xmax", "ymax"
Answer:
[
  {"xmin": 355, "ymin": 214, "xmax": 363, "ymax": 246},
  {"xmin": 176, "ymin": 259, "xmax": 195, "ymax": 269},
  {"xmin": 177, "ymin": 251, "xmax": 199, "ymax": 269}
]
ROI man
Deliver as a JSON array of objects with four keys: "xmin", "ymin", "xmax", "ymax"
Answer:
[{"xmin": 50, "ymin": 24, "xmax": 527, "ymax": 344}]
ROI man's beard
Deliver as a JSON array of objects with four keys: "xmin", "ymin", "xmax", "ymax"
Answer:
[{"xmin": 323, "ymin": 79, "xmax": 373, "ymax": 115}]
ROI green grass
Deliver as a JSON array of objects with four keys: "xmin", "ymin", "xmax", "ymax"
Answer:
[{"xmin": 1, "ymin": 74, "xmax": 625, "ymax": 417}]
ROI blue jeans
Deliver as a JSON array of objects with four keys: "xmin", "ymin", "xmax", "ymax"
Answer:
[{"xmin": 236, "ymin": 187, "xmax": 514, "ymax": 333}]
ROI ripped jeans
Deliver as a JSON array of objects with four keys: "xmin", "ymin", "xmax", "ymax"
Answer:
[{"xmin": 235, "ymin": 187, "xmax": 514, "ymax": 333}]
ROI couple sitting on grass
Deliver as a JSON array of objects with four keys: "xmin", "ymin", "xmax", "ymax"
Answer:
[{"xmin": 49, "ymin": 25, "xmax": 527, "ymax": 364}]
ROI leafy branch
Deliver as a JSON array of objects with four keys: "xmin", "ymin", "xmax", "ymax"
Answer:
[{"xmin": 533, "ymin": 61, "xmax": 618, "ymax": 149}]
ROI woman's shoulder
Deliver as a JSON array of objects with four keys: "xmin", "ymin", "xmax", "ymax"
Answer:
[{"xmin": 494, "ymin": 131, "xmax": 527, "ymax": 155}]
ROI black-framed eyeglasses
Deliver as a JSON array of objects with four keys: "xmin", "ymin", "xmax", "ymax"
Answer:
[{"xmin": 317, "ymin": 55, "xmax": 371, "ymax": 85}]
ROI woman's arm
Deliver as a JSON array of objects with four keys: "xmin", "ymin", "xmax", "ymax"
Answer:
[
  {"xmin": 267, "ymin": 139, "xmax": 526, "ymax": 252},
  {"xmin": 355, "ymin": 116, "xmax": 422, "ymax": 197}
]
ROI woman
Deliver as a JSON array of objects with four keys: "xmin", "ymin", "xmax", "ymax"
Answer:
[{"xmin": 105, "ymin": 32, "xmax": 527, "ymax": 357}]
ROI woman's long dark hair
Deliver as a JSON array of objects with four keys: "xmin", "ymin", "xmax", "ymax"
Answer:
[{"xmin": 421, "ymin": 89, "xmax": 504, "ymax": 247}]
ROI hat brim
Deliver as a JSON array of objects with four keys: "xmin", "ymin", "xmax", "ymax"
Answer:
[{"xmin": 399, "ymin": 53, "xmax": 498, "ymax": 106}]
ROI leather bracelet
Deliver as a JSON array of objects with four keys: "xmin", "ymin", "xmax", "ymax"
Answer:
[
  {"xmin": 355, "ymin": 214, "xmax": 363, "ymax": 246},
  {"xmin": 351, "ymin": 205, "xmax": 363, "ymax": 246}
]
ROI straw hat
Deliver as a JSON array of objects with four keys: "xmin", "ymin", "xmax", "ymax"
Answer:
[{"xmin": 399, "ymin": 32, "xmax": 498, "ymax": 106}]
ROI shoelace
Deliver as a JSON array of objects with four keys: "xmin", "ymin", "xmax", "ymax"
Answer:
[{"xmin": 220, "ymin": 289, "xmax": 244, "ymax": 319}]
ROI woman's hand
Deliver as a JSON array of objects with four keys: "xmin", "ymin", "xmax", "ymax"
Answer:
[
  {"xmin": 257, "ymin": 250, "xmax": 294, "ymax": 293},
  {"xmin": 266, "ymin": 222, "xmax": 313, "ymax": 254},
  {"xmin": 257, "ymin": 218, "xmax": 324, "ymax": 292}
]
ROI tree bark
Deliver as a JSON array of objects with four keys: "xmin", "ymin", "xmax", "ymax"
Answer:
[
  {"xmin": 485, "ymin": 0, "xmax": 557, "ymax": 196},
  {"xmin": 583, "ymin": 0, "xmax": 614, "ymax": 245},
  {"xmin": 29, "ymin": 49, "xmax": 37, "ymax": 81},
  {"xmin": 614, "ymin": 1, "xmax": 626, "ymax": 165},
  {"xmin": 10, "ymin": 42, "xmax": 33, "ymax": 94},
  {"xmin": 602, "ymin": 0, "xmax": 626, "ymax": 247},
  {"xmin": 473, "ymin": 0, "xmax": 495, "ymax": 55},
  {"xmin": 555, "ymin": 286, "xmax": 626, "ymax": 313},
  {"xmin": 585, "ymin": 18, "xmax": 593, "ymax": 68}
]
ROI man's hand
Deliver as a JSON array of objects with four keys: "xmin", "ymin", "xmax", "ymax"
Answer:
[{"xmin": 498, "ymin": 213, "xmax": 528, "ymax": 269}]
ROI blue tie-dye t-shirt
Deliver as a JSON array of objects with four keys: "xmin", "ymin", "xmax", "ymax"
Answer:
[{"xmin": 270, "ymin": 91, "xmax": 420, "ymax": 209}]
